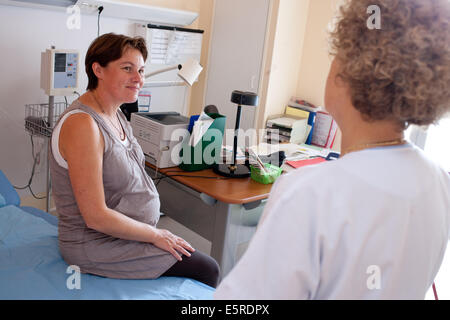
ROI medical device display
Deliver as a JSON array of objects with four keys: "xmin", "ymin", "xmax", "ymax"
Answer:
[{"xmin": 40, "ymin": 48, "xmax": 79, "ymax": 96}]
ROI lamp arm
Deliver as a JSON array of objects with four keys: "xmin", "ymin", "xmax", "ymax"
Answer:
[{"xmin": 144, "ymin": 64, "xmax": 182, "ymax": 79}]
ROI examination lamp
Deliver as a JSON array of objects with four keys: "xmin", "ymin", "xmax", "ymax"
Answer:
[
  {"xmin": 120, "ymin": 58, "xmax": 203, "ymax": 120},
  {"xmin": 213, "ymin": 90, "xmax": 259, "ymax": 178},
  {"xmin": 144, "ymin": 57, "xmax": 203, "ymax": 86}
]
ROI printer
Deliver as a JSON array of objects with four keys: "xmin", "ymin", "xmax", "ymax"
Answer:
[{"xmin": 130, "ymin": 112, "xmax": 190, "ymax": 168}]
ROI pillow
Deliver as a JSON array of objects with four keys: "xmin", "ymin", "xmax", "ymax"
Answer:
[
  {"xmin": 0, "ymin": 194, "xmax": 5, "ymax": 207},
  {"xmin": 0, "ymin": 170, "xmax": 20, "ymax": 207}
]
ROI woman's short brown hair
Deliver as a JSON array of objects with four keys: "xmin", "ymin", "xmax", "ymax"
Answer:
[
  {"xmin": 85, "ymin": 33, "xmax": 148, "ymax": 90},
  {"xmin": 329, "ymin": 0, "xmax": 450, "ymax": 126}
]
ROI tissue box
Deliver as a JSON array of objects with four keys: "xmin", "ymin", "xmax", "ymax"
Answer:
[
  {"xmin": 250, "ymin": 164, "xmax": 282, "ymax": 184},
  {"xmin": 179, "ymin": 113, "xmax": 226, "ymax": 172}
]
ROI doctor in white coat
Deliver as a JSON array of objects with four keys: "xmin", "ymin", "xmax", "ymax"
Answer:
[{"xmin": 214, "ymin": 0, "xmax": 450, "ymax": 299}]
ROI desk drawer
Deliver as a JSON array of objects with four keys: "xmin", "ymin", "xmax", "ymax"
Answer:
[{"xmin": 157, "ymin": 178, "xmax": 216, "ymax": 241}]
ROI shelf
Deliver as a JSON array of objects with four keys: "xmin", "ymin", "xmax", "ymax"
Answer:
[
  {"xmin": 75, "ymin": 0, "xmax": 198, "ymax": 26},
  {"xmin": 0, "ymin": 0, "xmax": 198, "ymax": 26}
]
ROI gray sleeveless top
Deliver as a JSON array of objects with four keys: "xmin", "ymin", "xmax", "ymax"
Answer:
[{"xmin": 49, "ymin": 100, "xmax": 176, "ymax": 279}]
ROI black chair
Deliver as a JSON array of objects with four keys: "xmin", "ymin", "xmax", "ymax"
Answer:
[{"xmin": 120, "ymin": 100, "xmax": 138, "ymax": 121}]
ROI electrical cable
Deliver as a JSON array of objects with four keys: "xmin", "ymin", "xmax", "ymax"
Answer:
[
  {"xmin": 13, "ymin": 135, "xmax": 46, "ymax": 199},
  {"xmin": 14, "ymin": 135, "xmax": 37, "ymax": 190},
  {"xmin": 164, "ymin": 175, "xmax": 231, "ymax": 179},
  {"xmin": 97, "ymin": 6, "xmax": 104, "ymax": 37},
  {"xmin": 153, "ymin": 172, "xmax": 230, "ymax": 183},
  {"xmin": 151, "ymin": 170, "xmax": 231, "ymax": 187}
]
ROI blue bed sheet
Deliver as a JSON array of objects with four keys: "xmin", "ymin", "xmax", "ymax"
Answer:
[
  {"xmin": 19, "ymin": 205, "xmax": 58, "ymax": 226},
  {"xmin": 0, "ymin": 204, "xmax": 214, "ymax": 300}
]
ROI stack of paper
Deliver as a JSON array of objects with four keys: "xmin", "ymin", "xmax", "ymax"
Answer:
[
  {"xmin": 266, "ymin": 117, "xmax": 298, "ymax": 128},
  {"xmin": 289, "ymin": 97, "xmax": 319, "ymax": 112},
  {"xmin": 266, "ymin": 116, "xmax": 310, "ymax": 144},
  {"xmin": 285, "ymin": 104, "xmax": 318, "ymax": 145}
]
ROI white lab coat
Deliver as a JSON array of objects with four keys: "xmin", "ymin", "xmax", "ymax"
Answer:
[{"xmin": 214, "ymin": 143, "xmax": 450, "ymax": 299}]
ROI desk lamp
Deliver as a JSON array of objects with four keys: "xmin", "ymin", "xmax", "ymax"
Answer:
[
  {"xmin": 144, "ymin": 57, "xmax": 203, "ymax": 86},
  {"xmin": 213, "ymin": 90, "xmax": 259, "ymax": 178},
  {"xmin": 121, "ymin": 58, "xmax": 203, "ymax": 120}
]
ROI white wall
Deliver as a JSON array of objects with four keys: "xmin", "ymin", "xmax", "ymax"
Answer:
[{"xmin": 0, "ymin": 4, "xmax": 137, "ymax": 203}]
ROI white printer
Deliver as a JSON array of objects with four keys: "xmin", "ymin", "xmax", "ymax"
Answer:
[{"xmin": 130, "ymin": 112, "xmax": 190, "ymax": 168}]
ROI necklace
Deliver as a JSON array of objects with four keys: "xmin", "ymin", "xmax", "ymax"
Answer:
[
  {"xmin": 91, "ymin": 92, "xmax": 125, "ymax": 140},
  {"xmin": 341, "ymin": 138, "xmax": 407, "ymax": 157}
]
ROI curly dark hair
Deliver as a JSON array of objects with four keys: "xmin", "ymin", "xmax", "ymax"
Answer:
[
  {"xmin": 329, "ymin": 0, "xmax": 450, "ymax": 126},
  {"xmin": 85, "ymin": 33, "xmax": 148, "ymax": 90}
]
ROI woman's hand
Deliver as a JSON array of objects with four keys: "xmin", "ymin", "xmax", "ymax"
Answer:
[{"xmin": 153, "ymin": 229, "xmax": 195, "ymax": 261}]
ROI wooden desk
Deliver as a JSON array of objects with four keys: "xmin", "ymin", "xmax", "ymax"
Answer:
[
  {"xmin": 151, "ymin": 165, "xmax": 272, "ymax": 204},
  {"xmin": 145, "ymin": 162, "xmax": 273, "ymax": 278}
]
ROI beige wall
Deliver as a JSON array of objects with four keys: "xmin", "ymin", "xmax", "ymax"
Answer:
[
  {"xmin": 188, "ymin": 0, "xmax": 215, "ymax": 116},
  {"xmin": 256, "ymin": 0, "xmax": 310, "ymax": 132},
  {"xmin": 257, "ymin": 0, "xmax": 343, "ymax": 151},
  {"xmin": 296, "ymin": 0, "xmax": 341, "ymax": 107},
  {"xmin": 296, "ymin": 0, "xmax": 343, "ymax": 150},
  {"xmin": 128, "ymin": 0, "xmax": 202, "ymax": 17}
]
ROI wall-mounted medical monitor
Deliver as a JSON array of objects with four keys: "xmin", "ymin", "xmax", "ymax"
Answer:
[{"xmin": 40, "ymin": 48, "xmax": 79, "ymax": 96}]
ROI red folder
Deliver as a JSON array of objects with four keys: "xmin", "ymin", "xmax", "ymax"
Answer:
[{"xmin": 285, "ymin": 157, "xmax": 326, "ymax": 169}]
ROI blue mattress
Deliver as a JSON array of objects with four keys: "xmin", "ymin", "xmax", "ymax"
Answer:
[{"xmin": 0, "ymin": 180, "xmax": 214, "ymax": 300}]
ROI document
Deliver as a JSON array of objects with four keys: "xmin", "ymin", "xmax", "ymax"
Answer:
[
  {"xmin": 189, "ymin": 112, "xmax": 214, "ymax": 147},
  {"xmin": 311, "ymin": 111, "xmax": 338, "ymax": 148},
  {"xmin": 149, "ymin": 29, "xmax": 202, "ymax": 65},
  {"xmin": 149, "ymin": 29, "xmax": 170, "ymax": 64}
]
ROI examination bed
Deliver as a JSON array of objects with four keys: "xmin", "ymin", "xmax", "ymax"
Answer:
[{"xmin": 0, "ymin": 170, "xmax": 214, "ymax": 300}]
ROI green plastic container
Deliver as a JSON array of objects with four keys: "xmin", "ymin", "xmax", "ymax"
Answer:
[
  {"xmin": 178, "ymin": 113, "xmax": 226, "ymax": 172},
  {"xmin": 250, "ymin": 164, "xmax": 282, "ymax": 184}
]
